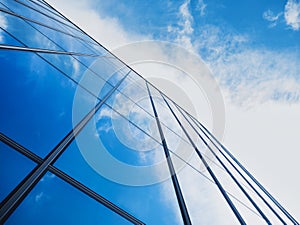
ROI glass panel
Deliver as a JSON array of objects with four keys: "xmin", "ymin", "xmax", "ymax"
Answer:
[
  {"xmin": 14, "ymin": 0, "xmax": 83, "ymax": 37},
  {"xmin": 0, "ymin": 141, "xmax": 36, "ymax": 202},
  {"xmin": 0, "ymin": 3, "xmax": 63, "ymax": 51},
  {"xmin": 0, "ymin": 50, "xmax": 97, "ymax": 157},
  {"xmin": 96, "ymin": 105, "xmax": 162, "ymax": 166},
  {"xmin": 103, "ymin": 79, "xmax": 160, "ymax": 149},
  {"xmin": 39, "ymin": 53, "xmax": 95, "ymax": 84},
  {"xmin": 116, "ymin": 72, "xmax": 152, "ymax": 116},
  {"xmin": 0, "ymin": 18, "xmax": 21, "ymax": 46},
  {"xmin": 5, "ymin": 172, "xmax": 133, "ymax": 225},
  {"xmin": 0, "ymin": 1, "xmax": 97, "ymax": 54},
  {"xmin": 54, "ymin": 103, "xmax": 183, "ymax": 224},
  {"xmin": 23, "ymin": 0, "xmax": 70, "ymax": 20},
  {"xmin": 175, "ymin": 154, "xmax": 241, "ymax": 225},
  {"xmin": 55, "ymin": 21, "xmax": 105, "ymax": 55},
  {"xmin": 29, "ymin": 20, "xmax": 97, "ymax": 55}
]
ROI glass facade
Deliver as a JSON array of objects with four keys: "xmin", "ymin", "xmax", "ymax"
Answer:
[{"xmin": 0, "ymin": 1, "xmax": 298, "ymax": 224}]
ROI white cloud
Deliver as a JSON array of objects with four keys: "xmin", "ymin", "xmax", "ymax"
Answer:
[
  {"xmin": 179, "ymin": 0, "xmax": 194, "ymax": 35},
  {"xmin": 40, "ymin": 173, "xmax": 56, "ymax": 182},
  {"xmin": 47, "ymin": 0, "xmax": 150, "ymax": 50},
  {"xmin": 0, "ymin": 14, "xmax": 7, "ymax": 42},
  {"xmin": 223, "ymin": 101, "xmax": 300, "ymax": 221},
  {"xmin": 167, "ymin": 0, "xmax": 195, "ymax": 51},
  {"xmin": 211, "ymin": 49, "xmax": 300, "ymax": 106},
  {"xmin": 35, "ymin": 192, "xmax": 44, "ymax": 202},
  {"xmin": 192, "ymin": 23, "xmax": 300, "ymax": 106},
  {"xmin": 197, "ymin": 0, "xmax": 207, "ymax": 17},
  {"xmin": 284, "ymin": 0, "xmax": 300, "ymax": 31},
  {"xmin": 262, "ymin": 9, "xmax": 282, "ymax": 27}
]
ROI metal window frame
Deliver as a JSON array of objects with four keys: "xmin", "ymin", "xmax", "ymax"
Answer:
[{"xmin": 0, "ymin": 133, "xmax": 145, "ymax": 225}]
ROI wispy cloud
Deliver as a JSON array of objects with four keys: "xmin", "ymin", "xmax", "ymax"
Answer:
[
  {"xmin": 210, "ymin": 47, "xmax": 300, "ymax": 106},
  {"xmin": 40, "ymin": 173, "xmax": 56, "ymax": 182},
  {"xmin": 35, "ymin": 192, "xmax": 44, "ymax": 202},
  {"xmin": 197, "ymin": 0, "xmax": 207, "ymax": 17},
  {"xmin": 167, "ymin": 0, "xmax": 194, "ymax": 51},
  {"xmin": 284, "ymin": 0, "xmax": 300, "ymax": 30},
  {"xmin": 264, "ymin": 0, "xmax": 300, "ymax": 30},
  {"xmin": 262, "ymin": 9, "xmax": 282, "ymax": 28},
  {"xmin": 47, "ymin": 0, "xmax": 150, "ymax": 50}
]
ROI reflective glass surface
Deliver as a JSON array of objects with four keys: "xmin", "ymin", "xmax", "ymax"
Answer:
[
  {"xmin": 5, "ymin": 172, "xmax": 133, "ymax": 225},
  {"xmin": 55, "ymin": 104, "xmax": 183, "ymax": 224},
  {"xmin": 0, "ymin": 2, "xmax": 63, "ymax": 51},
  {"xmin": 0, "ymin": 1, "xmax": 96, "ymax": 54},
  {"xmin": 0, "ymin": 1, "xmax": 295, "ymax": 224},
  {"xmin": 0, "ymin": 50, "xmax": 97, "ymax": 157},
  {"xmin": 0, "ymin": 141, "xmax": 36, "ymax": 202}
]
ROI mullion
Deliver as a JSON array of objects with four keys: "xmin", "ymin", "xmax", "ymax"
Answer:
[
  {"xmin": 160, "ymin": 94, "xmax": 247, "ymax": 225},
  {"xmin": 187, "ymin": 112, "xmax": 293, "ymax": 224},
  {"xmin": 0, "ymin": 43, "xmax": 100, "ymax": 57},
  {"xmin": 146, "ymin": 81, "xmax": 192, "ymax": 225},
  {"xmin": 114, "ymin": 73, "xmax": 227, "ymax": 173},
  {"xmin": 28, "ymin": 0, "xmax": 70, "ymax": 23},
  {"xmin": 181, "ymin": 106, "xmax": 289, "ymax": 223},
  {"xmin": 41, "ymin": 0, "xmax": 100, "ymax": 47},
  {"xmin": 164, "ymin": 96, "xmax": 270, "ymax": 224},
  {"xmin": 175, "ymin": 101, "xmax": 292, "ymax": 224}
]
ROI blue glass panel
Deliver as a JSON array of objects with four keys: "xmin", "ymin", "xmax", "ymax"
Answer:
[
  {"xmin": 174, "ymin": 155, "xmax": 241, "ymax": 225},
  {"xmin": 14, "ymin": 0, "xmax": 82, "ymax": 36},
  {"xmin": 0, "ymin": 50, "xmax": 97, "ymax": 157},
  {"xmin": 55, "ymin": 22, "xmax": 105, "ymax": 55},
  {"xmin": 0, "ymin": 141, "xmax": 36, "ymax": 202},
  {"xmin": 5, "ymin": 172, "xmax": 133, "ymax": 225},
  {"xmin": 39, "ymin": 53, "xmax": 93, "ymax": 83},
  {"xmin": 0, "ymin": 1, "xmax": 97, "ymax": 55},
  {"xmin": 28, "ymin": 20, "xmax": 97, "ymax": 55},
  {"xmin": 0, "ymin": 20, "xmax": 21, "ymax": 46}
]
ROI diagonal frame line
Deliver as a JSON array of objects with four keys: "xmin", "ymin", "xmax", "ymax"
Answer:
[
  {"xmin": 0, "ymin": 44, "xmax": 101, "ymax": 57},
  {"xmin": 0, "ymin": 6, "xmax": 97, "ymax": 47},
  {"xmin": 0, "ymin": 132, "xmax": 145, "ymax": 225}
]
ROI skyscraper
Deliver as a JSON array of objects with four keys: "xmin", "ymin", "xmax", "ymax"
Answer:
[{"xmin": 0, "ymin": 0, "xmax": 298, "ymax": 224}]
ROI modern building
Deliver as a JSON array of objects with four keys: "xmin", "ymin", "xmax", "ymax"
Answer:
[{"xmin": 0, "ymin": 0, "xmax": 298, "ymax": 224}]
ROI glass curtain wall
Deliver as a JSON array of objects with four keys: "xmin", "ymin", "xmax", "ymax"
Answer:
[{"xmin": 0, "ymin": 1, "xmax": 298, "ymax": 225}]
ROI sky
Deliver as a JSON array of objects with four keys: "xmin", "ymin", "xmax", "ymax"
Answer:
[{"xmin": 1, "ymin": 0, "xmax": 300, "ymax": 224}]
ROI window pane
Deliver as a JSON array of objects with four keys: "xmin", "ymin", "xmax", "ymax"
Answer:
[
  {"xmin": 0, "ymin": 141, "xmax": 36, "ymax": 202},
  {"xmin": 0, "ymin": 3, "xmax": 63, "ymax": 51},
  {"xmin": 0, "ymin": 50, "xmax": 97, "ymax": 157},
  {"xmin": 5, "ymin": 172, "xmax": 133, "ymax": 225},
  {"xmin": 14, "ymin": 0, "xmax": 83, "ymax": 37}
]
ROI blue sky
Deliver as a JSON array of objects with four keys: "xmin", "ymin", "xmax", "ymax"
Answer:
[{"xmin": 1, "ymin": 0, "xmax": 300, "ymax": 224}]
